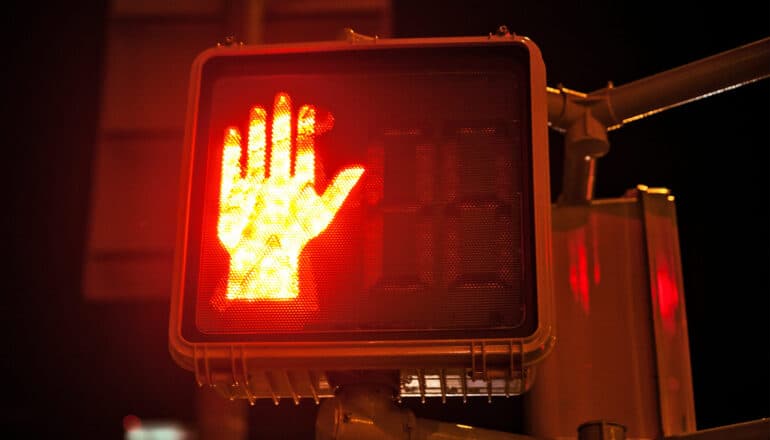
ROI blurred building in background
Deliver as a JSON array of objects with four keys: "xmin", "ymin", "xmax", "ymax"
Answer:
[{"xmin": 85, "ymin": 0, "xmax": 392, "ymax": 301}]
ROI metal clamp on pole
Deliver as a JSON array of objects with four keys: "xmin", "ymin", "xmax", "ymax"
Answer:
[{"xmin": 548, "ymin": 86, "xmax": 614, "ymax": 203}]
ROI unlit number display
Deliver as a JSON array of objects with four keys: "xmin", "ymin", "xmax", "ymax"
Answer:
[{"xmin": 362, "ymin": 122, "xmax": 522, "ymax": 328}]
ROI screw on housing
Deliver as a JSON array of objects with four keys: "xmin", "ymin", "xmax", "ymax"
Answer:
[
  {"xmin": 217, "ymin": 35, "xmax": 244, "ymax": 47},
  {"xmin": 490, "ymin": 25, "xmax": 515, "ymax": 38}
]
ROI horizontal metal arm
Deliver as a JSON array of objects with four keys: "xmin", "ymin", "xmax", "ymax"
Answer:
[
  {"xmin": 549, "ymin": 37, "xmax": 770, "ymax": 131},
  {"xmin": 548, "ymin": 37, "xmax": 770, "ymax": 204}
]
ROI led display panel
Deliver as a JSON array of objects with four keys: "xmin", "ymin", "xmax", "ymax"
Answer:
[{"xmin": 174, "ymin": 40, "xmax": 549, "ymax": 348}]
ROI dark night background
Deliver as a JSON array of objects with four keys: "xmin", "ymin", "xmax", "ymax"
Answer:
[{"xmin": 4, "ymin": 1, "xmax": 768, "ymax": 438}]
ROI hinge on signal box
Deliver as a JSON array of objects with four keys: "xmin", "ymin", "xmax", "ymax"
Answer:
[{"xmin": 192, "ymin": 344, "xmax": 335, "ymax": 406}]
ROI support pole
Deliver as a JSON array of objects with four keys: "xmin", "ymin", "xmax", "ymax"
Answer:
[{"xmin": 196, "ymin": 386, "xmax": 248, "ymax": 440}]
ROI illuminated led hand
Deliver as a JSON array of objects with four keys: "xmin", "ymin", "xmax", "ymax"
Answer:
[{"xmin": 218, "ymin": 93, "xmax": 364, "ymax": 301}]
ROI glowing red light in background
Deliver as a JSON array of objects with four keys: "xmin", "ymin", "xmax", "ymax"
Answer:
[
  {"xmin": 568, "ymin": 229, "xmax": 590, "ymax": 314},
  {"xmin": 122, "ymin": 414, "xmax": 141, "ymax": 432},
  {"xmin": 655, "ymin": 252, "xmax": 680, "ymax": 334}
]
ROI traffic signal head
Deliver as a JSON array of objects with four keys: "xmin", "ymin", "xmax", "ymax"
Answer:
[{"xmin": 169, "ymin": 34, "xmax": 554, "ymax": 401}]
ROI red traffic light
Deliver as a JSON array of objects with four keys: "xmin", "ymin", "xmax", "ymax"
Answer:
[{"xmin": 170, "ymin": 35, "xmax": 554, "ymax": 401}]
